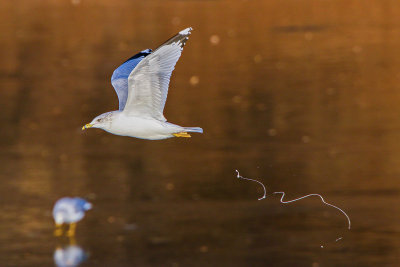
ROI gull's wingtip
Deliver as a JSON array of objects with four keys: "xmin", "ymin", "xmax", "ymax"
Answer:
[{"xmin": 179, "ymin": 27, "xmax": 193, "ymax": 35}]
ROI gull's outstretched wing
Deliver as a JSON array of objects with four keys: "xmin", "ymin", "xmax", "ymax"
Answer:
[
  {"xmin": 111, "ymin": 49, "xmax": 152, "ymax": 110},
  {"xmin": 123, "ymin": 27, "xmax": 192, "ymax": 121}
]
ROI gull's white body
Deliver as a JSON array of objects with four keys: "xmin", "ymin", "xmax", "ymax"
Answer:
[
  {"xmin": 83, "ymin": 27, "xmax": 203, "ymax": 140},
  {"xmin": 53, "ymin": 197, "xmax": 92, "ymax": 224},
  {"xmin": 103, "ymin": 112, "xmax": 187, "ymax": 140}
]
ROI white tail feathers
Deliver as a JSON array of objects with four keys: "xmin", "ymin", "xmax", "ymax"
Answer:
[{"xmin": 184, "ymin": 127, "xmax": 203, "ymax": 133}]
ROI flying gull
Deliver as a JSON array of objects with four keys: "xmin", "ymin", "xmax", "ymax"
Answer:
[{"xmin": 82, "ymin": 27, "xmax": 203, "ymax": 140}]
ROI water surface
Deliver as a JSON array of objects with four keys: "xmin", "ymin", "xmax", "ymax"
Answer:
[{"xmin": 0, "ymin": 0, "xmax": 399, "ymax": 266}]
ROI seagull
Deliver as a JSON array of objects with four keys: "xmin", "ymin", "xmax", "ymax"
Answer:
[
  {"xmin": 53, "ymin": 197, "xmax": 92, "ymax": 237},
  {"xmin": 82, "ymin": 27, "xmax": 203, "ymax": 140}
]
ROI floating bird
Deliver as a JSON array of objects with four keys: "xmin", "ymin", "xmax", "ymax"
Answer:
[
  {"xmin": 54, "ymin": 245, "xmax": 88, "ymax": 267},
  {"xmin": 82, "ymin": 27, "xmax": 203, "ymax": 140},
  {"xmin": 53, "ymin": 197, "xmax": 92, "ymax": 237}
]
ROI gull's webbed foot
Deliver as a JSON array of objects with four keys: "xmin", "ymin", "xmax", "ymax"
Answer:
[
  {"xmin": 54, "ymin": 223, "xmax": 63, "ymax": 237},
  {"xmin": 66, "ymin": 222, "xmax": 77, "ymax": 237},
  {"xmin": 173, "ymin": 132, "xmax": 191, "ymax": 138}
]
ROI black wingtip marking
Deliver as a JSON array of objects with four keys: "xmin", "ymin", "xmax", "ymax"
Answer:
[{"xmin": 154, "ymin": 27, "xmax": 193, "ymax": 52}]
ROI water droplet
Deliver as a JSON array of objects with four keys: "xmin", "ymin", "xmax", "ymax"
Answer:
[
  {"xmin": 199, "ymin": 245, "xmax": 208, "ymax": 253},
  {"xmin": 253, "ymin": 54, "xmax": 262, "ymax": 63},
  {"xmin": 304, "ymin": 32, "xmax": 313, "ymax": 41},
  {"xmin": 232, "ymin": 95, "xmax": 242, "ymax": 104},
  {"xmin": 189, "ymin": 76, "xmax": 199, "ymax": 86},
  {"xmin": 268, "ymin": 129, "xmax": 277, "ymax": 136},
  {"xmin": 166, "ymin": 183, "xmax": 175, "ymax": 191},
  {"xmin": 302, "ymin": 136, "xmax": 311, "ymax": 143},
  {"xmin": 210, "ymin": 35, "xmax": 220, "ymax": 45}
]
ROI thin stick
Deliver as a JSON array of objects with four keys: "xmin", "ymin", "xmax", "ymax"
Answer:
[
  {"xmin": 236, "ymin": 170, "xmax": 351, "ymax": 230},
  {"xmin": 236, "ymin": 170, "xmax": 266, "ymax": 200},
  {"xmin": 273, "ymin": 192, "xmax": 351, "ymax": 230}
]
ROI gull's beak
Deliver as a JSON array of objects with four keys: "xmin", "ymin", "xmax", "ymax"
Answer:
[{"xmin": 82, "ymin": 123, "xmax": 93, "ymax": 130}]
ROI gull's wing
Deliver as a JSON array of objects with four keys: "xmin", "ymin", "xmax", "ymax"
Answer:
[
  {"xmin": 111, "ymin": 49, "xmax": 152, "ymax": 110},
  {"xmin": 123, "ymin": 27, "xmax": 192, "ymax": 121}
]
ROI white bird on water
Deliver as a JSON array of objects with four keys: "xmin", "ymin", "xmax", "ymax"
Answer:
[
  {"xmin": 53, "ymin": 197, "xmax": 92, "ymax": 237},
  {"xmin": 82, "ymin": 27, "xmax": 203, "ymax": 140}
]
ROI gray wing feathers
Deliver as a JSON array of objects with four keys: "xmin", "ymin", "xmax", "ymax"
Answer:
[
  {"xmin": 124, "ymin": 28, "xmax": 192, "ymax": 121},
  {"xmin": 111, "ymin": 79, "xmax": 129, "ymax": 110}
]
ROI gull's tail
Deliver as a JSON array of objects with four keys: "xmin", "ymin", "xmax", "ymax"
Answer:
[{"xmin": 184, "ymin": 127, "xmax": 203, "ymax": 133}]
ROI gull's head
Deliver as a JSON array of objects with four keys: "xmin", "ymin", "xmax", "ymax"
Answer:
[
  {"xmin": 76, "ymin": 198, "xmax": 93, "ymax": 211},
  {"xmin": 82, "ymin": 112, "xmax": 116, "ymax": 131}
]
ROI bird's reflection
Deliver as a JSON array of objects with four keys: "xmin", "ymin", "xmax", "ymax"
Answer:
[{"xmin": 53, "ymin": 244, "xmax": 88, "ymax": 267}]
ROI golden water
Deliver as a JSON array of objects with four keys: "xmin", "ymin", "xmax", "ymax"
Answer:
[{"xmin": 0, "ymin": 0, "xmax": 399, "ymax": 266}]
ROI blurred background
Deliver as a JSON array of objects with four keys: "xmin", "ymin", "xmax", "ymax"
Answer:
[{"xmin": 0, "ymin": 0, "xmax": 400, "ymax": 266}]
